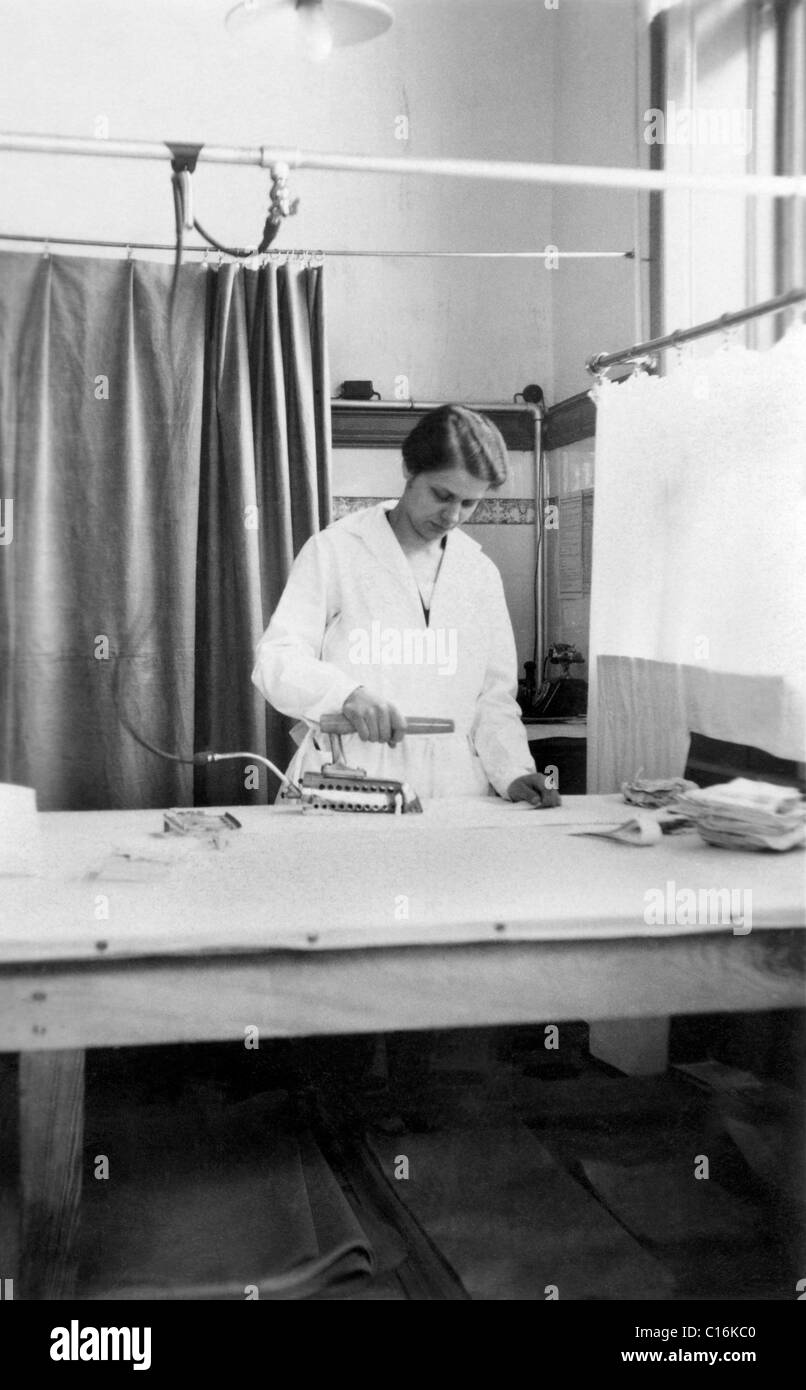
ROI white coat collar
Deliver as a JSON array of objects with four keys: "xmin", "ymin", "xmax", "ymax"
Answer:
[
  {"xmin": 338, "ymin": 500, "xmax": 482, "ymax": 570},
  {"xmin": 336, "ymin": 501, "xmax": 483, "ymax": 624}
]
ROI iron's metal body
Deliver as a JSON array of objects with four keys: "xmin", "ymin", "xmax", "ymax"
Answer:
[{"xmin": 296, "ymin": 715, "xmax": 453, "ymax": 812}]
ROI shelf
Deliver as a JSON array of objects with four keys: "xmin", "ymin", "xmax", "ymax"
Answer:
[{"xmin": 331, "ymin": 403, "xmax": 538, "ymax": 451}]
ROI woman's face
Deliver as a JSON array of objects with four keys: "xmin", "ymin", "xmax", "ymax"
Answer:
[{"xmin": 401, "ymin": 464, "xmax": 490, "ymax": 542}]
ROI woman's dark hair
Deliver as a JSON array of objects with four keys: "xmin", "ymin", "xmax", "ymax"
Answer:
[{"xmin": 402, "ymin": 405, "xmax": 509, "ymax": 488}]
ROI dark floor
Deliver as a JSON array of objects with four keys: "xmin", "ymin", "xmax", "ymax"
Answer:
[{"xmin": 62, "ymin": 1015, "xmax": 806, "ymax": 1300}]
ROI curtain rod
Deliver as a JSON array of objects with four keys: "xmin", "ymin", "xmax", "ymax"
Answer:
[
  {"xmin": 586, "ymin": 287, "xmax": 806, "ymax": 374},
  {"xmin": 2, "ymin": 132, "xmax": 805, "ymax": 200},
  {"xmin": 0, "ymin": 233, "xmax": 633, "ymax": 260}
]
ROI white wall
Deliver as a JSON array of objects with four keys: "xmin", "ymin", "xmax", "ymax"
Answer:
[
  {"xmin": 0, "ymin": 0, "xmax": 558, "ymax": 403},
  {"xmin": 550, "ymin": 0, "xmax": 650, "ymax": 403},
  {"xmin": 0, "ymin": 0, "xmax": 651, "ymax": 680},
  {"xmin": 0, "ymin": 0, "xmax": 651, "ymax": 406}
]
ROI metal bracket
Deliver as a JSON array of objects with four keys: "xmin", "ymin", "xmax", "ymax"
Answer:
[
  {"xmin": 166, "ymin": 142, "xmax": 204, "ymax": 231},
  {"xmin": 321, "ymin": 731, "xmax": 366, "ymax": 779}
]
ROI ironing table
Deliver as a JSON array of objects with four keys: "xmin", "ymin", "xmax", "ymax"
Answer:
[{"xmin": 0, "ymin": 794, "xmax": 803, "ymax": 1297}]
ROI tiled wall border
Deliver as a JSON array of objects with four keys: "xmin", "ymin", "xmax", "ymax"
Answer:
[{"xmin": 332, "ymin": 496, "xmax": 537, "ymax": 524}]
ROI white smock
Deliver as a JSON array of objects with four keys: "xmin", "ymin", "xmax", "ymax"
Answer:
[{"xmin": 251, "ymin": 501, "xmax": 536, "ymax": 800}]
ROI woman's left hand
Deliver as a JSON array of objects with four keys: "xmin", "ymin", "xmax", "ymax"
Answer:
[{"xmin": 507, "ymin": 772, "xmax": 561, "ymax": 808}]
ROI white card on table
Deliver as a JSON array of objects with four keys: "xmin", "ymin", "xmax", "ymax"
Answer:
[{"xmin": 0, "ymin": 783, "xmax": 41, "ymax": 876}]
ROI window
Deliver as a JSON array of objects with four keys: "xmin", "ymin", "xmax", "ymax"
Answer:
[{"xmin": 649, "ymin": 0, "xmax": 805, "ymax": 347}]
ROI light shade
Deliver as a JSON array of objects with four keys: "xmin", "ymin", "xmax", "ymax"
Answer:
[{"xmin": 225, "ymin": 0, "xmax": 394, "ymax": 52}]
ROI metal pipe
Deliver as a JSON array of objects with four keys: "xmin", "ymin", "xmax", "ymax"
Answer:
[
  {"xmin": 533, "ymin": 411, "xmax": 545, "ymax": 686},
  {"xmin": 587, "ymin": 286, "xmax": 806, "ymax": 374},
  {"xmin": 2, "ymin": 132, "xmax": 806, "ymax": 199},
  {"xmin": 0, "ymin": 232, "xmax": 634, "ymax": 260},
  {"xmin": 282, "ymin": 249, "xmax": 632, "ymax": 259}
]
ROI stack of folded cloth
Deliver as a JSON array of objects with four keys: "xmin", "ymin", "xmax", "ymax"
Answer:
[
  {"xmin": 672, "ymin": 778, "xmax": 806, "ymax": 852},
  {"xmin": 622, "ymin": 776, "xmax": 698, "ymax": 808}
]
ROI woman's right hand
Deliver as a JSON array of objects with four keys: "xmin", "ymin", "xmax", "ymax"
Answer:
[{"xmin": 342, "ymin": 688, "xmax": 407, "ymax": 746}]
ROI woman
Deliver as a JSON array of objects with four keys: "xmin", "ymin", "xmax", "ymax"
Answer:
[{"xmin": 252, "ymin": 404, "xmax": 558, "ymax": 808}]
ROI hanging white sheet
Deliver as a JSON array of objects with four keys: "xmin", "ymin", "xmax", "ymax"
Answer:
[{"xmin": 587, "ymin": 325, "xmax": 806, "ymax": 793}]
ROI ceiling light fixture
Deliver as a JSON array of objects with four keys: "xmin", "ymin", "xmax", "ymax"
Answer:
[{"xmin": 225, "ymin": 0, "xmax": 394, "ymax": 63}]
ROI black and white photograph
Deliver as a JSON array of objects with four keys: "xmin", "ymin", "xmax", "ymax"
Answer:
[{"xmin": 0, "ymin": 0, "xmax": 804, "ymax": 1343}]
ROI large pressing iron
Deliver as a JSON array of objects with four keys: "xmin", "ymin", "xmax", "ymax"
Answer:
[
  {"xmin": 115, "ymin": 668, "xmax": 452, "ymax": 814},
  {"xmin": 298, "ymin": 714, "xmax": 454, "ymax": 814}
]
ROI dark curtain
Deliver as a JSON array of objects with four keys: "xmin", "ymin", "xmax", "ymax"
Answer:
[
  {"xmin": 193, "ymin": 261, "xmax": 331, "ymax": 806},
  {"xmin": 0, "ymin": 252, "xmax": 330, "ymax": 811}
]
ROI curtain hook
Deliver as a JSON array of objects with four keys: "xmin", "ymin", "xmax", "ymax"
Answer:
[
  {"xmin": 588, "ymin": 366, "xmax": 609, "ymax": 403},
  {"xmin": 42, "ymin": 238, "xmax": 50, "ymax": 260},
  {"xmin": 202, "ymin": 246, "xmax": 210, "ymax": 268},
  {"xmin": 217, "ymin": 250, "xmax": 224, "ymax": 269},
  {"xmin": 126, "ymin": 243, "xmax": 133, "ymax": 262}
]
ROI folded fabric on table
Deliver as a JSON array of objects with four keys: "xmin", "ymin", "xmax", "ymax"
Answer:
[
  {"xmin": 79, "ymin": 1090, "xmax": 388, "ymax": 1300},
  {"xmin": 673, "ymin": 778, "xmax": 806, "ymax": 851},
  {"xmin": 622, "ymin": 776, "xmax": 698, "ymax": 808}
]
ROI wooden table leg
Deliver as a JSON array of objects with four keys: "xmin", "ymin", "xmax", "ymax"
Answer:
[
  {"xmin": 18, "ymin": 1049, "xmax": 84, "ymax": 1300},
  {"xmin": 0, "ymin": 1056, "xmax": 19, "ymax": 1298}
]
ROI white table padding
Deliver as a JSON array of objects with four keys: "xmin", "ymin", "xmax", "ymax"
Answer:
[{"xmin": 0, "ymin": 796, "xmax": 803, "ymax": 963}]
